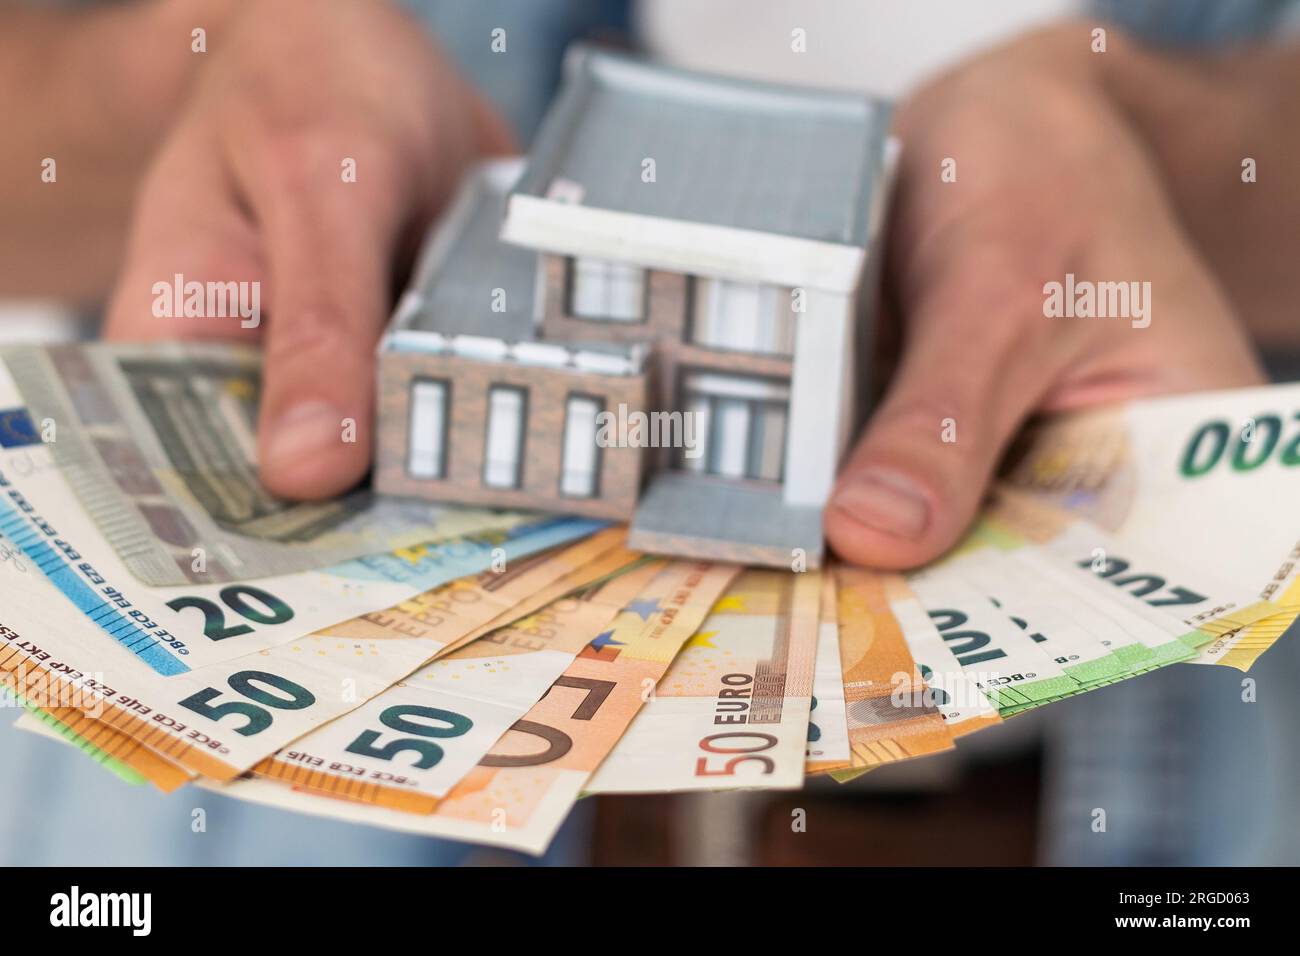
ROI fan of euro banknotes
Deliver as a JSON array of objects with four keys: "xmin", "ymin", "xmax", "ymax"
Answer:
[{"xmin": 0, "ymin": 342, "xmax": 1296, "ymax": 856}]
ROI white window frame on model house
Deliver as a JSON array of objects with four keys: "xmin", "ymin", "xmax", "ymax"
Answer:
[
  {"xmin": 483, "ymin": 385, "xmax": 527, "ymax": 489},
  {"xmin": 570, "ymin": 257, "xmax": 645, "ymax": 322},
  {"xmin": 690, "ymin": 278, "xmax": 795, "ymax": 355},
  {"xmin": 407, "ymin": 378, "xmax": 449, "ymax": 479}
]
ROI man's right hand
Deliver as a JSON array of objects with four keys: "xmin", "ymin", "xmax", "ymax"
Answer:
[{"xmin": 104, "ymin": 0, "xmax": 512, "ymax": 500}]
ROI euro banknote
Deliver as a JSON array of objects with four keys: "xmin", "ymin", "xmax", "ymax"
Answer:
[
  {"xmin": 0, "ymin": 528, "xmax": 617, "ymax": 779},
  {"xmin": 221, "ymin": 561, "xmax": 741, "ymax": 855},
  {"xmin": 832, "ymin": 565, "xmax": 953, "ymax": 769},
  {"xmin": 0, "ymin": 379, "xmax": 600, "ymax": 676},
  {"xmin": 13, "ymin": 708, "xmax": 151, "ymax": 787},
  {"xmin": 882, "ymin": 574, "xmax": 1000, "ymax": 738},
  {"xmin": 806, "ymin": 574, "xmax": 851, "ymax": 773},
  {"xmin": 1000, "ymin": 383, "xmax": 1300, "ymax": 667},
  {"xmin": 585, "ymin": 568, "xmax": 821, "ymax": 793},
  {"xmin": 14, "ymin": 701, "xmax": 191, "ymax": 791},
  {"xmin": 10, "ymin": 685, "xmax": 196, "ymax": 792},
  {"xmin": 251, "ymin": 548, "xmax": 661, "ymax": 809},
  {"xmin": 14, "ymin": 537, "xmax": 1296, "ymax": 856},
  {"xmin": 979, "ymin": 490, "xmax": 1282, "ymax": 664},
  {"xmin": 902, "ymin": 558, "xmax": 1149, "ymax": 719},
  {"xmin": 8, "ymin": 375, "xmax": 1300, "ymax": 860},
  {"xmin": 0, "ymin": 342, "xmax": 533, "ymax": 585},
  {"xmin": 949, "ymin": 548, "xmax": 1129, "ymax": 686},
  {"xmin": 907, "ymin": 566, "xmax": 1082, "ymax": 712}
]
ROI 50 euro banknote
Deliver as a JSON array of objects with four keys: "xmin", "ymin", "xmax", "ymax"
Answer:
[
  {"xmin": 208, "ymin": 561, "xmax": 741, "ymax": 856},
  {"xmin": 585, "ymin": 568, "xmax": 822, "ymax": 794},
  {"xmin": 251, "ymin": 549, "xmax": 663, "ymax": 809},
  {"xmin": 0, "ymin": 529, "xmax": 623, "ymax": 781},
  {"xmin": 831, "ymin": 565, "xmax": 953, "ymax": 770},
  {"xmin": 806, "ymin": 575, "xmax": 851, "ymax": 773}
]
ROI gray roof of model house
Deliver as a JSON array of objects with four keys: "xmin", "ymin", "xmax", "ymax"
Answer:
[
  {"xmin": 501, "ymin": 46, "xmax": 894, "ymax": 292},
  {"xmin": 397, "ymin": 159, "xmax": 538, "ymax": 342},
  {"xmin": 383, "ymin": 158, "xmax": 646, "ymax": 376}
]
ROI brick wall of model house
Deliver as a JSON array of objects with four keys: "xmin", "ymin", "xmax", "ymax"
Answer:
[{"xmin": 375, "ymin": 350, "xmax": 649, "ymax": 519}]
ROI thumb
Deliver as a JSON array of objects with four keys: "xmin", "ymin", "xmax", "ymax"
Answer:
[{"xmin": 825, "ymin": 265, "xmax": 1074, "ymax": 569}]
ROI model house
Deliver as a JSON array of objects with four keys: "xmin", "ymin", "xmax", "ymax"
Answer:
[{"xmin": 375, "ymin": 46, "xmax": 894, "ymax": 568}]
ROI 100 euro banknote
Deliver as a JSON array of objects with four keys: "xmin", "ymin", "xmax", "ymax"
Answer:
[{"xmin": 1000, "ymin": 383, "xmax": 1300, "ymax": 667}]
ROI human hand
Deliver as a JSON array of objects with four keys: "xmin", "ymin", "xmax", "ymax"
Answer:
[
  {"xmin": 104, "ymin": 0, "xmax": 511, "ymax": 498},
  {"xmin": 825, "ymin": 23, "xmax": 1265, "ymax": 569}
]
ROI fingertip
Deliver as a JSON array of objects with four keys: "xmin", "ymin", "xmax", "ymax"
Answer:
[
  {"xmin": 824, "ymin": 467, "xmax": 957, "ymax": 569},
  {"xmin": 824, "ymin": 503, "xmax": 936, "ymax": 570},
  {"xmin": 257, "ymin": 400, "xmax": 369, "ymax": 500}
]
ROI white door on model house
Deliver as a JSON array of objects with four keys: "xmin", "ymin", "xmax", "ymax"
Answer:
[{"xmin": 678, "ymin": 277, "xmax": 794, "ymax": 482}]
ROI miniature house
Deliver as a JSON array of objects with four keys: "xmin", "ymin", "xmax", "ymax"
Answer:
[{"xmin": 375, "ymin": 47, "xmax": 894, "ymax": 568}]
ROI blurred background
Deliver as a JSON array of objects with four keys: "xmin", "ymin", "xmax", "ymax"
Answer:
[{"xmin": 2, "ymin": 0, "xmax": 1298, "ymax": 865}]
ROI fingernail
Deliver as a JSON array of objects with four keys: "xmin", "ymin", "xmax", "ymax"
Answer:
[
  {"xmin": 262, "ymin": 401, "xmax": 346, "ymax": 471},
  {"xmin": 832, "ymin": 470, "xmax": 930, "ymax": 540}
]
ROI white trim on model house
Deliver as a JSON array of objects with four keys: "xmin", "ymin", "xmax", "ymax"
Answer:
[
  {"xmin": 501, "ymin": 193, "xmax": 869, "ymax": 295},
  {"xmin": 784, "ymin": 290, "xmax": 855, "ymax": 507}
]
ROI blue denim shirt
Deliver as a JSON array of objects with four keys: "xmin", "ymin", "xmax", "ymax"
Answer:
[
  {"xmin": 400, "ymin": 0, "xmax": 630, "ymax": 139},
  {"xmin": 1091, "ymin": 0, "xmax": 1295, "ymax": 45},
  {"xmin": 401, "ymin": 0, "xmax": 1295, "ymax": 140}
]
